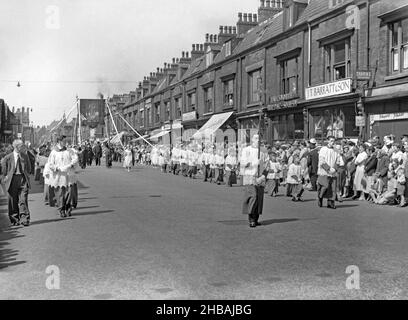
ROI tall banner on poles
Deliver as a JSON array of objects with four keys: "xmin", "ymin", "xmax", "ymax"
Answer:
[{"xmin": 79, "ymin": 99, "xmax": 105, "ymax": 129}]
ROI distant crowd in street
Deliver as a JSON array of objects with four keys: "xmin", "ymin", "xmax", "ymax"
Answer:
[{"xmin": 1, "ymin": 132, "xmax": 408, "ymax": 229}]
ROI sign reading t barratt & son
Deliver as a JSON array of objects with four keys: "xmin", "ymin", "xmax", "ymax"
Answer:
[{"xmin": 305, "ymin": 79, "xmax": 352, "ymax": 101}]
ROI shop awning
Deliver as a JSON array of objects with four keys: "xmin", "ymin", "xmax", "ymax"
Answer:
[
  {"xmin": 149, "ymin": 130, "xmax": 170, "ymax": 140},
  {"xmin": 192, "ymin": 112, "xmax": 234, "ymax": 140}
]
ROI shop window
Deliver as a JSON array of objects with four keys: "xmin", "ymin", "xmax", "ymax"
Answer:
[
  {"xmin": 248, "ymin": 69, "xmax": 262, "ymax": 104},
  {"xmin": 223, "ymin": 79, "xmax": 234, "ymax": 107},
  {"xmin": 390, "ymin": 18, "xmax": 408, "ymax": 73},
  {"xmin": 204, "ymin": 86, "xmax": 213, "ymax": 113},
  {"xmin": 280, "ymin": 56, "xmax": 298, "ymax": 95},
  {"xmin": 325, "ymin": 38, "xmax": 351, "ymax": 82},
  {"xmin": 271, "ymin": 113, "xmax": 304, "ymax": 141},
  {"xmin": 310, "ymin": 107, "xmax": 357, "ymax": 139},
  {"xmin": 188, "ymin": 91, "xmax": 196, "ymax": 112}
]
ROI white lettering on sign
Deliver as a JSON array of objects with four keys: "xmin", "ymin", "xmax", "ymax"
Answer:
[{"xmin": 305, "ymin": 79, "xmax": 352, "ymax": 100}]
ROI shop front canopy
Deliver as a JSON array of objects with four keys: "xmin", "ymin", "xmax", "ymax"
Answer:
[
  {"xmin": 148, "ymin": 130, "xmax": 170, "ymax": 140},
  {"xmin": 192, "ymin": 112, "xmax": 234, "ymax": 140}
]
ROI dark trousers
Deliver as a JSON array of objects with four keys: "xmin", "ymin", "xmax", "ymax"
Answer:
[
  {"xmin": 69, "ymin": 183, "xmax": 78, "ymax": 208},
  {"xmin": 242, "ymin": 185, "xmax": 264, "ymax": 223},
  {"xmin": 55, "ymin": 186, "xmax": 71, "ymax": 211},
  {"xmin": 317, "ymin": 175, "xmax": 337, "ymax": 201},
  {"xmin": 8, "ymin": 175, "xmax": 30, "ymax": 224},
  {"xmin": 95, "ymin": 157, "xmax": 101, "ymax": 166},
  {"xmin": 172, "ymin": 163, "xmax": 180, "ymax": 175},
  {"xmin": 203, "ymin": 164, "xmax": 211, "ymax": 181},
  {"xmin": 310, "ymin": 173, "xmax": 318, "ymax": 191}
]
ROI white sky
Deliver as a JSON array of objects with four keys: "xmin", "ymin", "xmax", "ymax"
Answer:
[{"xmin": 0, "ymin": 0, "xmax": 260, "ymax": 126}]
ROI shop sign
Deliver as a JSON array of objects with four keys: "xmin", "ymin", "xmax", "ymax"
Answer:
[
  {"xmin": 182, "ymin": 111, "xmax": 197, "ymax": 122},
  {"xmin": 305, "ymin": 79, "xmax": 352, "ymax": 101},
  {"xmin": 356, "ymin": 70, "xmax": 372, "ymax": 81},
  {"xmin": 3, "ymin": 130, "xmax": 12, "ymax": 134},
  {"xmin": 370, "ymin": 112, "xmax": 408, "ymax": 124},
  {"xmin": 268, "ymin": 92, "xmax": 298, "ymax": 111},
  {"xmin": 355, "ymin": 116, "xmax": 366, "ymax": 127}
]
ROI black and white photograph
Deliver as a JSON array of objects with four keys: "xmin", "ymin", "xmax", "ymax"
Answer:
[{"xmin": 1, "ymin": 0, "xmax": 408, "ymax": 305}]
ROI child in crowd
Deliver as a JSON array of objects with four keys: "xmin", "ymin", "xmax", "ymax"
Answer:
[
  {"xmin": 368, "ymin": 173, "xmax": 382, "ymax": 203},
  {"xmin": 266, "ymin": 152, "xmax": 281, "ymax": 197},
  {"xmin": 376, "ymin": 170, "xmax": 398, "ymax": 205},
  {"xmin": 396, "ymin": 167, "xmax": 406, "ymax": 207},
  {"xmin": 286, "ymin": 155, "xmax": 304, "ymax": 202}
]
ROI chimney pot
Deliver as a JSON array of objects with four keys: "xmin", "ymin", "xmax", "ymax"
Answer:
[
  {"xmin": 266, "ymin": 0, "xmax": 271, "ymax": 7},
  {"xmin": 206, "ymin": 33, "xmax": 209, "ymax": 42},
  {"xmin": 186, "ymin": 52, "xmax": 189, "ymax": 58},
  {"xmin": 182, "ymin": 51, "xmax": 185, "ymax": 58},
  {"xmin": 214, "ymin": 34, "xmax": 218, "ymax": 43},
  {"xmin": 219, "ymin": 26, "xmax": 224, "ymax": 33},
  {"xmin": 254, "ymin": 14, "xmax": 258, "ymax": 22},
  {"xmin": 261, "ymin": 0, "xmax": 265, "ymax": 7},
  {"xmin": 228, "ymin": 26, "xmax": 233, "ymax": 34},
  {"xmin": 249, "ymin": 13, "xmax": 253, "ymax": 22},
  {"xmin": 200, "ymin": 44, "xmax": 204, "ymax": 51},
  {"xmin": 164, "ymin": 63, "xmax": 167, "ymax": 68},
  {"xmin": 243, "ymin": 13, "xmax": 248, "ymax": 22},
  {"xmin": 192, "ymin": 44, "xmax": 196, "ymax": 51},
  {"xmin": 238, "ymin": 12, "xmax": 243, "ymax": 21},
  {"xmin": 157, "ymin": 67, "xmax": 160, "ymax": 72},
  {"xmin": 224, "ymin": 26, "xmax": 228, "ymax": 33},
  {"xmin": 209, "ymin": 34, "xmax": 213, "ymax": 42},
  {"xmin": 176, "ymin": 58, "xmax": 179, "ymax": 63},
  {"xmin": 232, "ymin": 26, "xmax": 237, "ymax": 34},
  {"xmin": 172, "ymin": 58, "xmax": 176, "ymax": 63}
]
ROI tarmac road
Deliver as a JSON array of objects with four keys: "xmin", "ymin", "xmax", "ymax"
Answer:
[{"xmin": 1, "ymin": 163, "xmax": 408, "ymax": 299}]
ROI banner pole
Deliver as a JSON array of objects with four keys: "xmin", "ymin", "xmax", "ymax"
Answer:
[{"xmin": 105, "ymin": 100, "xmax": 125, "ymax": 148}]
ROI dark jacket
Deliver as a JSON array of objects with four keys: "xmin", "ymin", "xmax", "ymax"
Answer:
[
  {"xmin": 376, "ymin": 154, "xmax": 390, "ymax": 178},
  {"xmin": 365, "ymin": 154, "xmax": 378, "ymax": 177},
  {"xmin": 1, "ymin": 152, "xmax": 32, "ymax": 192},
  {"xmin": 307, "ymin": 148, "xmax": 319, "ymax": 175}
]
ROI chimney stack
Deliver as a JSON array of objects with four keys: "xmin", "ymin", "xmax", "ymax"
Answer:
[
  {"xmin": 218, "ymin": 25, "xmax": 237, "ymax": 45},
  {"xmin": 258, "ymin": 0, "xmax": 284, "ymax": 23},
  {"xmin": 237, "ymin": 11, "xmax": 259, "ymax": 35}
]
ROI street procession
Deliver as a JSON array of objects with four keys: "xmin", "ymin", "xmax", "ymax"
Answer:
[{"xmin": 2, "ymin": 0, "xmax": 408, "ymax": 302}]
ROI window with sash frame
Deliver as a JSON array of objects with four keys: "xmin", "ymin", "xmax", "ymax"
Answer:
[
  {"xmin": 324, "ymin": 38, "xmax": 351, "ymax": 82},
  {"xmin": 390, "ymin": 18, "xmax": 408, "ymax": 73}
]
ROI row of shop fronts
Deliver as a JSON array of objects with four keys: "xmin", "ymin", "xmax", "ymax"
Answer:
[{"xmin": 141, "ymin": 78, "xmax": 408, "ymax": 148}]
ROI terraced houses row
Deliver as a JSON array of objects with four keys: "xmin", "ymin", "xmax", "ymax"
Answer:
[{"xmin": 106, "ymin": 0, "xmax": 408, "ymax": 146}]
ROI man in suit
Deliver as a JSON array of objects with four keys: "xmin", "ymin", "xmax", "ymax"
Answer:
[{"xmin": 1, "ymin": 139, "xmax": 32, "ymax": 226}]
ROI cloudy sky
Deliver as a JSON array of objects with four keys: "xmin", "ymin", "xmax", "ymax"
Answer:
[{"xmin": 0, "ymin": 0, "xmax": 259, "ymax": 126}]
